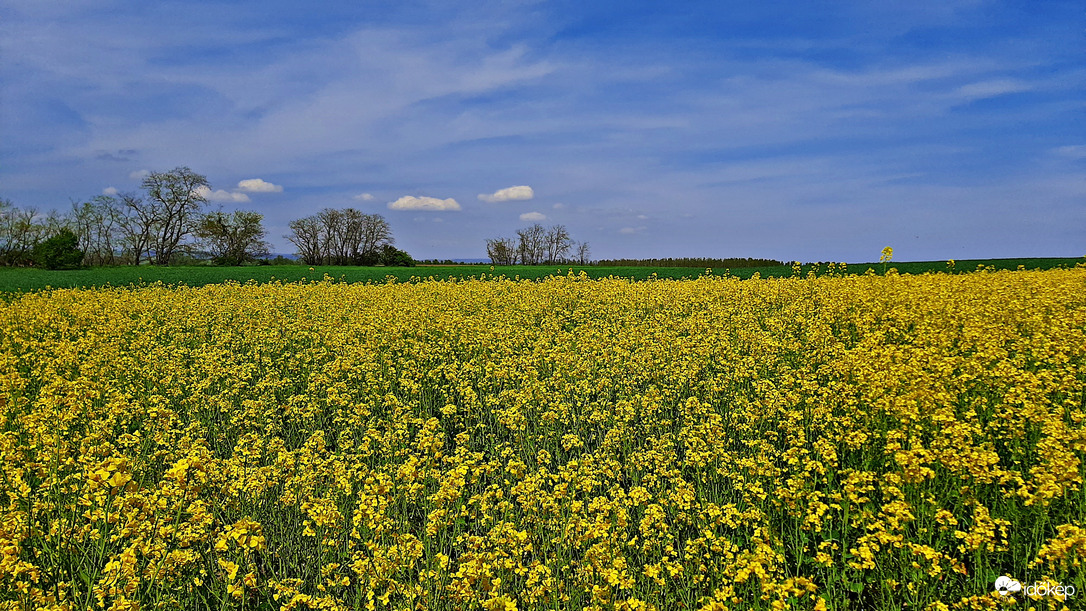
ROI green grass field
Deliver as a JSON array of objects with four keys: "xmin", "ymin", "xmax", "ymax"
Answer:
[{"xmin": 0, "ymin": 257, "xmax": 1081, "ymax": 294}]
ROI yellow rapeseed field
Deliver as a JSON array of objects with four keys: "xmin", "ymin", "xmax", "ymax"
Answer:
[{"xmin": 1, "ymin": 269, "xmax": 1084, "ymax": 610}]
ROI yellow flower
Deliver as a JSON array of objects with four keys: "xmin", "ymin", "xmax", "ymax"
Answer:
[
  {"xmin": 5, "ymin": 267, "xmax": 1085, "ymax": 609},
  {"xmin": 219, "ymin": 559, "xmax": 240, "ymax": 582}
]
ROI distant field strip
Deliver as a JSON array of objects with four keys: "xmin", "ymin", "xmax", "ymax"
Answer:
[
  {"xmin": 1, "ymin": 269, "xmax": 1085, "ymax": 610},
  {"xmin": 0, "ymin": 257, "xmax": 1082, "ymax": 293}
]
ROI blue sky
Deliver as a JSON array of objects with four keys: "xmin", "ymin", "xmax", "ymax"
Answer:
[{"xmin": 1, "ymin": 0, "xmax": 1082, "ymax": 262}]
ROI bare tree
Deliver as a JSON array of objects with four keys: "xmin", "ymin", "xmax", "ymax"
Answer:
[
  {"xmin": 70, "ymin": 199, "xmax": 102, "ymax": 264},
  {"xmin": 335, "ymin": 208, "xmax": 392, "ymax": 263},
  {"xmin": 40, "ymin": 209, "xmax": 68, "ymax": 236},
  {"xmin": 317, "ymin": 208, "xmax": 345, "ymax": 263},
  {"xmin": 195, "ymin": 210, "xmax": 271, "ymax": 265},
  {"xmin": 141, "ymin": 167, "xmax": 209, "ymax": 265},
  {"xmin": 286, "ymin": 208, "xmax": 395, "ymax": 265},
  {"xmin": 116, "ymin": 192, "xmax": 155, "ymax": 265},
  {"xmin": 486, "ymin": 237, "xmax": 518, "ymax": 265},
  {"xmin": 341, "ymin": 208, "xmax": 365, "ymax": 261},
  {"xmin": 0, "ymin": 199, "xmax": 45, "ymax": 266},
  {"xmin": 574, "ymin": 241, "xmax": 591, "ymax": 265},
  {"xmin": 545, "ymin": 224, "xmax": 572, "ymax": 264},
  {"xmin": 488, "ymin": 225, "xmax": 582, "ymax": 265},
  {"xmin": 71, "ymin": 196, "xmax": 125, "ymax": 265},
  {"xmin": 286, "ymin": 216, "xmax": 323, "ymax": 265},
  {"xmin": 355, "ymin": 212, "xmax": 393, "ymax": 261},
  {"xmin": 516, "ymin": 223, "xmax": 548, "ymax": 265}
]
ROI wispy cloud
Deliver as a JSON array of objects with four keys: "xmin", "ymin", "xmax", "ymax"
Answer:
[
  {"xmin": 1, "ymin": 1, "xmax": 1081, "ymax": 260},
  {"xmin": 519, "ymin": 211, "xmax": 545, "ymax": 221},
  {"xmin": 954, "ymin": 79, "xmax": 1032, "ymax": 102},
  {"xmin": 1054, "ymin": 145, "xmax": 1086, "ymax": 159},
  {"xmin": 95, "ymin": 149, "xmax": 137, "ymax": 162}
]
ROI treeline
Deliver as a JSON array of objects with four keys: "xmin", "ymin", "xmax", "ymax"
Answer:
[
  {"xmin": 0, "ymin": 202, "xmax": 69, "ymax": 267},
  {"xmin": 0, "ymin": 167, "xmax": 270, "ymax": 268},
  {"xmin": 285, "ymin": 208, "xmax": 412, "ymax": 266},
  {"xmin": 486, "ymin": 223, "xmax": 590, "ymax": 265},
  {"xmin": 596, "ymin": 257, "xmax": 786, "ymax": 268},
  {"xmin": 1, "ymin": 166, "xmax": 414, "ymax": 268}
]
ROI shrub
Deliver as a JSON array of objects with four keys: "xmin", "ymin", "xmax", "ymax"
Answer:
[
  {"xmin": 33, "ymin": 228, "xmax": 84, "ymax": 269},
  {"xmin": 380, "ymin": 245, "xmax": 415, "ymax": 267}
]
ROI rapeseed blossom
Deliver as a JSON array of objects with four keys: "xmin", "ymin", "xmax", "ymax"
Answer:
[{"xmin": 0, "ymin": 269, "xmax": 1083, "ymax": 609}]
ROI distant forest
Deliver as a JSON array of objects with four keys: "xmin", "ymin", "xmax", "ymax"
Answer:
[{"xmin": 596, "ymin": 257, "xmax": 786, "ymax": 268}]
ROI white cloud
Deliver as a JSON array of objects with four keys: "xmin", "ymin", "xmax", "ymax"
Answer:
[
  {"xmin": 237, "ymin": 178, "xmax": 283, "ymax": 193},
  {"xmin": 519, "ymin": 211, "xmax": 546, "ymax": 221},
  {"xmin": 552, "ymin": 202, "xmax": 565, "ymax": 210},
  {"xmin": 619, "ymin": 226, "xmax": 646, "ymax": 234},
  {"xmin": 389, "ymin": 195, "xmax": 461, "ymax": 211},
  {"xmin": 353, "ymin": 192, "xmax": 375, "ymax": 201},
  {"xmin": 129, "ymin": 169, "xmax": 149, "ymax": 180},
  {"xmin": 195, "ymin": 185, "xmax": 251, "ymax": 203},
  {"xmin": 102, "ymin": 186, "xmax": 119, "ymax": 196},
  {"xmin": 478, "ymin": 185, "xmax": 534, "ymax": 202}
]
